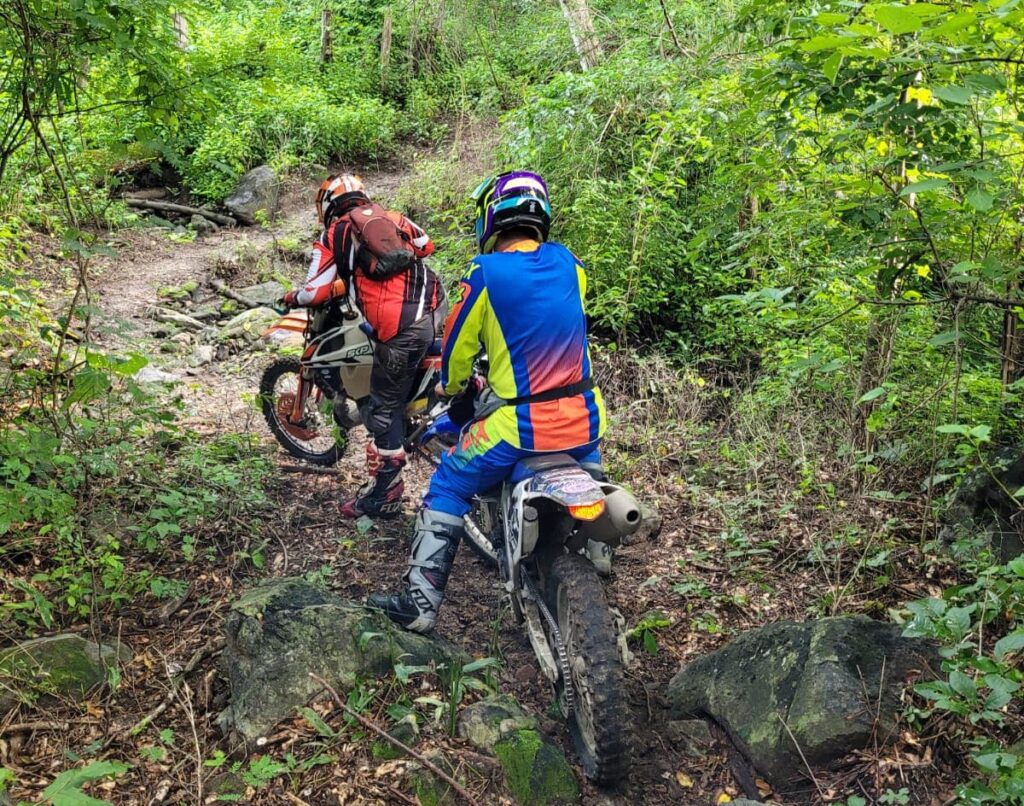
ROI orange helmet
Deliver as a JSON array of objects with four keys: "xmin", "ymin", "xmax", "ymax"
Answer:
[{"xmin": 316, "ymin": 173, "xmax": 368, "ymax": 225}]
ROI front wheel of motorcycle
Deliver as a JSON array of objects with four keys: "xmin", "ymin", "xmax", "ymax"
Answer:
[
  {"xmin": 546, "ymin": 553, "xmax": 632, "ymax": 788},
  {"xmin": 260, "ymin": 357, "xmax": 347, "ymax": 466}
]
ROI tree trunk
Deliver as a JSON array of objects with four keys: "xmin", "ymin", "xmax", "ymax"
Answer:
[
  {"xmin": 173, "ymin": 13, "xmax": 189, "ymax": 50},
  {"xmin": 1001, "ymin": 280, "xmax": 1024, "ymax": 385},
  {"xmin": 740, "ymin": 192, "xmax": 759, "ymax": 282},
  {"xmin": 851, "ymin": 307, "xmax": 900, "ymax": 454},
  {"xmin": 380, "ymin": 7, "xmax": 393, "ymax": 88},
  {"xmin": 557, "ymin": 0, "xmax": 603, "ymax": 71},
  {"xmin": 320, "ymin": 9, "xmax": 333, "ymax": 64}
]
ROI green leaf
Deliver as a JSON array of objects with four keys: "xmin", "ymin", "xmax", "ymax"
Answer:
[
  {"xmin": 816, "ymin": 12, "xmax": 849, "ymax": 25},
  {"xmin": 965, "ymin": 187, "xmax": 994, "ymax": 212},
  {"xmin": 298, "ymin": 707, "xmax": 336, "ymax": 739},
  {"xmin": 949, "ymin": 669, "xmax": 977, "ymax": 699},
  {"xmin": 856, "ymin": 386, "xmax": 887, "ymax": 404},
  {"xmin": 926, "ymin": 11, "xmax": 977, "ymax": 38},
  {"xmin": 462, "ymin": 656, "xmax": 500, "ymax": 674},
  {"xmin": 933, "ymin": 86, "xmax": 973, "ymax": 105},
  {"xmin": 823, "ymin": 52, "xmax": 844, "ymax": 83},
  {"xmin": 900, "ymin": 178, "xmax": 949, "ymax": 196},
  {"xmin": 643, "ymin": 630, "xmax": 658, "ymax": 655},
  {"xmin": 927, "ymin": 330, "xmax": 958, "ymax": 347},
  {"xmin": 936, "ymin": 423, "xmax": 969, "ymax": 435},
  {"xmin": 802, "ymin": 34, "xmax": 857, "ymax": 53},
  {"xmin": 869, "ymin": 4, "xmax": 924, "ymax": 35},
  {"xmin": 994, "ymin": 630, "xmax": 1024, "ymax": 662},
  {"xmin": 42, "ymin": 761, "xmax": 130, "ymax": 806},
  {"xmin": 968, "ymin": 425, "xmax": 991, "ymax": 442}
]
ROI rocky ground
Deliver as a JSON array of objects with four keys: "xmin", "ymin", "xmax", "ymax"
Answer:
[{"xmin": 1, "ymin": 154, "xmax": 974, "ymax": 805}]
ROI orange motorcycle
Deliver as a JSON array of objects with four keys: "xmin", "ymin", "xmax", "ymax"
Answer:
[{"xmin": 259, "ymin": 285, "xmax": 443, "ymax": 466}]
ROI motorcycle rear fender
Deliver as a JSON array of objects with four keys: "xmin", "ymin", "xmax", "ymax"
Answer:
[
  {"xmin": 526, "ymin": 465, "xmax": 605, "ymax": 508},
  {"xmin": 263, "ymin": 310, "xmax": 308, "ymax": 346}
]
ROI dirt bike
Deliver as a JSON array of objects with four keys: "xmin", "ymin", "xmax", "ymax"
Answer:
[
  {"xmin": 420, "ymin": 413, "xmax": 643, "ymax": 786},
  {"xmin": 259, "ymin": 290, "xmax": 442, "ymax": 466}
]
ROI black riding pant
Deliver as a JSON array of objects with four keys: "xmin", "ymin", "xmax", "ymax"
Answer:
[{"xmin": 366, "ymin": 314, "xmax": 435, "ymax": 451}]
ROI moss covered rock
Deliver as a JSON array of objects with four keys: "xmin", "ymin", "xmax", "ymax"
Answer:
[
  {"xmin": 0, "ymin": 634, "xmax": 131, "ymax": 710},
  {"xmin": 217, "ymin": 578, "xmax": 467, "ymax": 743},
  {"xmin": 458, "ymin": 694, "xmax": 537, "ymax": 753},
  {"xmin": 667, "ymin": 616, "xmax": 939, "ymax": 783},
  {"xmin": 494, "ymin": 729, "xmax": 579, "ymax": 805}
]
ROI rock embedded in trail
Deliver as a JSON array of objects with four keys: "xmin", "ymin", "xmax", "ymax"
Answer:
[
  {"xmin": 218, "ymin": 306, "xmax": 280, "ymax": 343},
  {"xmin": 134, "ymin": 366, "xmax": 180, "ymax": 384},
  {"xmin": 939, "ymin": 443, "xmax": 1024, "ymax": 561},
  {"xmin": 150, "ymin": 306, "xmax": 206, "ymax": 332},
  {"xmin": 666, "ymin": 616, "xmax": 939, "ymax": 784},
  {"xmin": 189, "ymin": 344, "xmax": 215, "ymax": 367},
  {"xmin": 459, "ymin": 696, "xmax": 578, "ymax": 805},
  {"xmin": 217, "ymin": 578, "xmax": 467, "ymax": 743},
  {"xmin": 235, "ymin": 280, "xmax": 286, "ymax": 308},
  {"xmin": 458, "ymin": 694, "xmax": 538, "ymax": 753},
  {"xmin": 223, "ymin": 165, "xmax": 280, "ymax": 225},
  {"xmin": 189, "ymin": 213, "xmax": 219, "ymax": 236},
  {"xmin": 0, "ymin": 634, "xmax": 131, "ymax": 711}
]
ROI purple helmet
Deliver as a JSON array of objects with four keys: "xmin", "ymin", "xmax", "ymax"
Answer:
[{"xmin": 472, "ymin": 171, "xmax": 552, "ymax": 254}]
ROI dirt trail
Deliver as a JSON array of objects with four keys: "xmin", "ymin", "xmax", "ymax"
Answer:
[
  {"xmin": 91, "ymin": 167, "xmax": 407, "ymax": 330},
  {"xmin": 78, "ymin": 161, "xmax": 714, "ymax": 805}
]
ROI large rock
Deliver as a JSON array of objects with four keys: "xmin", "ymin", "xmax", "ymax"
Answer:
[
  {"xmin": 493, "ymin": 729, "xmax": 579, "ymax": 806},
  {"xmin": 223, "ymin": 165, "xmax": 280, "ymax": 225},
  {"xmin": 457, "ymin": 695, "xmax": 577, "ymax": 805},
  {"xmin": 667, "ymin": 616, "xmax": 939, "ymax": 784},
  {"xmin": 940, "ymin": 444, "xmax": 1024, "ymax": 561},
  {"xmin": 218, "ymin": 578, "xmax": 467, "ymax": 742},
  {"xmin": 236, "ymin": 281, "xmax": 286, "ymax": 308},
  {"xmin": 218, "ymin": 306, "xmax": 280, "ymax": 343},
  {"xmin": 0, "ymin": 634, "xmax": 131, "ymax": 711}
]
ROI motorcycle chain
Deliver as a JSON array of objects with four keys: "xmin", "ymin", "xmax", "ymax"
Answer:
[{"xmin": 522, "ymin": 571, "xmax": 576, "ymax": 717}]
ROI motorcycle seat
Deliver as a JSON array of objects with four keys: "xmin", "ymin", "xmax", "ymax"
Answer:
[{"xmin": 510, "ymin": 453, "xmax": 579, "ymax": 483}]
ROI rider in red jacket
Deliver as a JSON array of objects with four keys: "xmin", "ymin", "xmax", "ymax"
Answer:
[{"xmin": 284, "ymin": 174, "xmax": 444, "ymax": 518}]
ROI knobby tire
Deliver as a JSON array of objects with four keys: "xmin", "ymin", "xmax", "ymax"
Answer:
[
  {"xmin": 260, "ymin": 357, "xmax": 345, "ymax": 466},
  {"xmin": 546, "ymin": 553, "xmax": 632, "ymax": 787}
]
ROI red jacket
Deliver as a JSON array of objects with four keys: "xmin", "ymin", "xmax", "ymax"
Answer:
[{"xmin": 294, "ymin": 208, "xmax": 440, "ymax": 342}]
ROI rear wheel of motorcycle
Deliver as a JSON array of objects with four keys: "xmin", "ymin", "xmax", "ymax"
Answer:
[
  {"xmin": 260, "ymin": 357, "xmax": 346, "ymax": 466},
  {"xmin": 546, "ymin": 553, "xmax": 631, "ymax": 787}
]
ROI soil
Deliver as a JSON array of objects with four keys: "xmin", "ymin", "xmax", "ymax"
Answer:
[{"xmin": 5, "ymin": 147, "xmax": 968, "ymax": 805}]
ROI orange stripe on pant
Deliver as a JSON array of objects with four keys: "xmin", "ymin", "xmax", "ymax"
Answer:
[{"xmin": 529, "ymin": 396, "xmax": 593, "ymax": 452}]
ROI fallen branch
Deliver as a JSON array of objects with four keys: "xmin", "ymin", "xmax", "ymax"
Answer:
[
  {"xmin": 210, "ymin": 278, "xmax": 260, "ymax": 309},
  {"xmin": 280, "ymin": 464, "xmax": 343, "ymax": 476},
  {"xmin": 1, "ymin": 720, "xmax": 69, "ymax": 735},
  {"xmin": 309, "ymin": 673, "xmax": 482, "ymax": 806},
  {"xmin": 125, "ymin": 198, "xmax": 236, "ymax": 227}
]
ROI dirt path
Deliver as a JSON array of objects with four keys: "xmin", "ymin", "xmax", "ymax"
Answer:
[{"xmin": 76, "ymin": 161, "xmax": 732, "ymax": 805}]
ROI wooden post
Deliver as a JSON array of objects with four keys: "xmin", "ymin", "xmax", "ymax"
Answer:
[{"xmin": 320, "ymin": 8, "xmax": 333, "ymax": 64}]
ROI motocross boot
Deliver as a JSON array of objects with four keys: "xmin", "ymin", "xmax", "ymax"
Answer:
[
  {"xmin": 581, "ymin": 461, "xmax": 614, "ymax": 576},
  {"xmin": 338, "ymin": 443, "xmax": 406, "ymax": 520},
  {"xmin": 367, "ymin": 509, "xmax": 464, "ymax": 632}
]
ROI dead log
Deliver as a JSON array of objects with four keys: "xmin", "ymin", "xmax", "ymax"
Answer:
[
  {"xmin": 125, "ymin": 198, "xmax": 236, "ymax": 227},
  {"xmin": 210, "ymin": 278, "xmax": 259, "ymax": 310}
]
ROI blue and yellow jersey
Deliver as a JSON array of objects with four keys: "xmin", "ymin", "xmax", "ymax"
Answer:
[{"xmin": 440, "ymin": 240, "xmax": 606, "ymax": 451}]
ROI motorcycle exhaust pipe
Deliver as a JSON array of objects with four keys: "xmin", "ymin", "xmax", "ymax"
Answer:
[{"xmin": 578, "ymin": 487, "xmax": 643, "ymax": 546}]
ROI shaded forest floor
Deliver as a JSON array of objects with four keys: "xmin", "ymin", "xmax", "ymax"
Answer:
[{"xmin": 3, "ymin": 148, "xmax": 969, "ymax": 805}]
